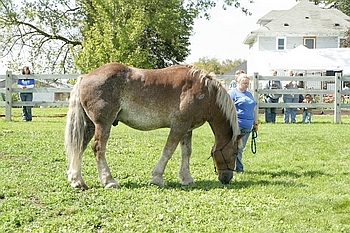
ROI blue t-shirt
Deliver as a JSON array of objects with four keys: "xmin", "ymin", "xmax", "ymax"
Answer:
[
  {"xmin": 229, "ymin": 80, "xmax": 236, "ymax": 89},
  {"xmin": 18, "ymin": 78, "xmax": 35, "ymax": 88},
  {"xmin": 227, "ymin": 88, "xmax": 256, "ymax": 129}
]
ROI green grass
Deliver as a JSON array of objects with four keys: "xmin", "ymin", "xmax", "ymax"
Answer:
[{"xmin": 1, "ymin": 107, "xmax": 350, "ymax": 232}]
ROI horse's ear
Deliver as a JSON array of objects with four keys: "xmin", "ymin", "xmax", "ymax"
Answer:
[{"xmin": 237, "ymin": 134, "xmax": 245, "ymax": 140}]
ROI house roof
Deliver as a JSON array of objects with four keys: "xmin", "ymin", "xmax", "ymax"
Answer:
[
  {"xmin": 244, "ymin": 0, "xmax": 350, "ymax": 45},
  {"xmin": 257, "ymin": 10, "xmax": 287, "ymax": 26}
]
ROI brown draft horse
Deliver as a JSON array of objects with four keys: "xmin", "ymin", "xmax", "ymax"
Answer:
[{"xmin": 65, "ymin": 62, "xmax": 241, "ymax": 190}]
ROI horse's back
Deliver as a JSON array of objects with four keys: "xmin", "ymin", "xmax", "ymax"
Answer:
[{"xmin": 79, "ymin": 62, "xmax": 211, "ymax": 130}]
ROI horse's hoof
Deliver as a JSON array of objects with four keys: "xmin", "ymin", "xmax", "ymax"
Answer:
[
  {"xmin": 71, "ymin": 181, "xmax": 89, "ymax": 191},
  {"xmin": 104, "ymin": 182, "xmax": 120, "ymax": 189},
  {"xmin": 180, "ymin": 178, "xmax": 194, "ymax": 186},
  {"xmin": 149, "ymin": 177, "xmax": 165, "ymax": 187}
]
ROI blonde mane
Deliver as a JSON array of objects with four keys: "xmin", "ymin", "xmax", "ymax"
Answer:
[{"xmin": 187, "ymin": 65, "xmax": 240, "ymax": 140}]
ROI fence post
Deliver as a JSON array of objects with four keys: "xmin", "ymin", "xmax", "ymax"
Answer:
[
  {"xmin": 334, "ymin": 73, "xmax": 341, "ymax": 123},
  {"xmin": 253, "ymin": 72, "xmax": 259, "ymax": 111},
  {"xmin": 5, "ymin": 71, "xmax": 13, "ymax": 121}
]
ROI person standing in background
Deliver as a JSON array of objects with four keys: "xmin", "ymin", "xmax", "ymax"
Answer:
[
  {"xmin": 263, "ymin": 70, "xmax": 282, "ymax": 123},
  {"xmin": 301, "ymin": 94, "xmax": 314, "ymax": 124},
  {"xmin": 18, "ymin": 66, "xmax": 35, "ymax": 121},
  {"xmin": 229, "ymin": 70, "xmax": 245, "ymax": 89},
  {"xmin": 282, "ymin": 70, "xmax": 299, "ymax": 123}
]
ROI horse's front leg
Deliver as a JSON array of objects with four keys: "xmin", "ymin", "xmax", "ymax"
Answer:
[
  {"xmin": 150, "ymin": 129, "xmax": 185, "ymax": 186},
  {"xmin": 93, "ymin": 124, "xmax": 120, "ymax": 188},
  {"xmin": 178, "ymin": 131, "xmax": 194, "ymax": 185}
]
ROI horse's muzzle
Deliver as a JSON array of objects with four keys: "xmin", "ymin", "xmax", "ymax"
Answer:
[{"xmin": 218, "ymin": 170, "xmax": 233, "ymax": 184}]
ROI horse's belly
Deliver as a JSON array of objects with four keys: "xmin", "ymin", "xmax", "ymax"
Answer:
[{"xmin": 116, "ymin": 110, "xmax": 170, "ymax": 131}]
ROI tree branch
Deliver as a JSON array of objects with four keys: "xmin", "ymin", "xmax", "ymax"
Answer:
[{"xmin": 14, "ymin": 20, "xmax": 82, "ymax": 46}]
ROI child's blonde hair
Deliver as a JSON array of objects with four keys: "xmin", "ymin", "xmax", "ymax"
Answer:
[
  {"xmin": 235, "ymin": 70, "xmax": 245, "ymax": 81},
  {"xmin": 236, "ymin": 73, "xmax": 250, "ymax": 83}
]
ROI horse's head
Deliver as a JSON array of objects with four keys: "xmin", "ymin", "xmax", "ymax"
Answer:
[{"xmin": 211, "ymin": 136, "xmax": 243, "ymax": 184}]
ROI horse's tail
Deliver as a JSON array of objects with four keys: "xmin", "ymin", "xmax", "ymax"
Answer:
[{"xmin": 64, "ymin": 76, "xmax": 86, "ymax": 169}]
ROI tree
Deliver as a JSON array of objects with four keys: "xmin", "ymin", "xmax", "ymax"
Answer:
[
  {"xmin": 326, "ymin": 0, "xmax": 350, "ymax": 16},
  {"xmin": 341, "ymin": 28, "xmax": 350, "ymax": 47},
  {"xmin": 0, "ymin": 0, "xmax": 83, "ymax": 73},
  {"xmin": 0, "ymin": 0, "xmax": 250, "ymax": 73},
  {"xmin": 75, "ymin": 0, "xmax": 195, "ymax": 72},
  {"xmin": 221, "ymin": 58, "xmax": 245, "ymax": 74},
  {"xmin": 193, "ymin": 57, "xmax": 244, "ymax": 74}
]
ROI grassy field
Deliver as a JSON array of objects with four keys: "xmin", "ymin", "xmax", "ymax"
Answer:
[{"xmin": 1, "ymin": 107, "xmax": 350, "ymax": 232}]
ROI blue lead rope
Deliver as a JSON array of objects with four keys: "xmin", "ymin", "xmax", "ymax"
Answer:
[{"xmin": 251, "ymin": 129, "xmax": 257, "ymax": 154}]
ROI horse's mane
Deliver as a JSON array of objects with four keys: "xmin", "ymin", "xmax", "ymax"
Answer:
[{"xmin": 186, "ymin": 65, "xmax": 240, "ymax": 140}]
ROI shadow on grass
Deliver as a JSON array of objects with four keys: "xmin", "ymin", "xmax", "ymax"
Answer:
[
  {"xmin": 81, "ymin": 169, "xmax": 332, "ymax": 191},
  {"xmin": 106, "ymin": 179, "xmax": 304, "ymax": 191},
  {"xmin": 162, "ymin": 179, "xmax": 306, "ymax": 190},
  {"xmin": 117, "ymin": 174, "xmax": 310, "ymax": 191},
  {"xmin": 246, "ymin": 169, "xmax": 330, "ymax": 178}
]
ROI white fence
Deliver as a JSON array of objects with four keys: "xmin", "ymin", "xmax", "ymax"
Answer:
[
  {"xmin": 251, "ymin": 73, "xmax": 350, "ymax": 123},
  {"xmin": 2, "ymin": 71, "xmax": 350, "ymax": 123},
  {"xmin": 0, "ymin": 71, "xmax": 79, "ymax": 121}
]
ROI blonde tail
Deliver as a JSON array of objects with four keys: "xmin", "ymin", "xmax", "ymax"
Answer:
[{"xmin": 64, "ymin": 76, "xmax": 87, "ymax": 188}]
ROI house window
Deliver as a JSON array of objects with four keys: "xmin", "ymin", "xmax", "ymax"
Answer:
[
  {"xmin": 304, "ymin": 37, "xmax": 315, "ymax": 49},
  {"xmin": 277, "ymin": 37, "xmax": 286, "ymax": 50}
]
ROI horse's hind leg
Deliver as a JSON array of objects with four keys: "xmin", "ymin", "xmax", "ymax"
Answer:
[
  {"xmin": 67, "ymin": 120, "xmax": 94, "ymax": 190},
  {"xmin": 92, "ymin": 123, "xmax": 120, "ymax": 188},
  {"xmin": 178, "ymin": 131, "xmax": 194, "ymax": 185}
]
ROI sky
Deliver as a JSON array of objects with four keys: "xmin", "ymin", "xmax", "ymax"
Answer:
[{"xmin": 185, "ymin": 0, "xmax": 299, "ymax": 63}]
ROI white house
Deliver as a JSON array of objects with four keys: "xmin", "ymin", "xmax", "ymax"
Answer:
[
  {"xmin": 244, "ymin": 0, "xmax": 350, "ymax": 76},
  {"xmin": 244, "ymin": 0, "xmax": 350, "ymax": 51}
]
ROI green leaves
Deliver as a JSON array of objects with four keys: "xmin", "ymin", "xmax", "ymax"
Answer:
[
  {"xmin": 75, "ymin": 0, "xmax": 194, "ymax": 71},
  {"xmin": 193, "ymin": 57, "xmax": 245, "ymax": 74},
  {"xmin": 0, "ymin": 0, "xmax": 251, "ymax": 73},
  {"xmin": 0, "ymin": 0, "xmax": 83, "ymax": 73}
]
